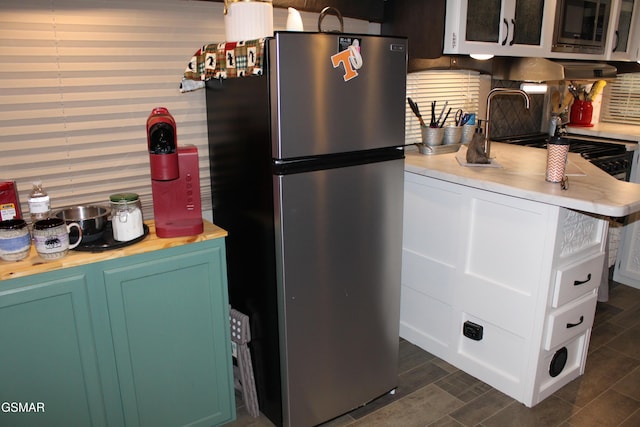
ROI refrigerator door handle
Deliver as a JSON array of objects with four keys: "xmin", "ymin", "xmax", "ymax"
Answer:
[{"xmin": 273, "ymin": 147, "xmax": 404, "ymax": 176}]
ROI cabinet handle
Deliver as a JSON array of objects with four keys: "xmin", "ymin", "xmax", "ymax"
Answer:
[
  {"xmin": 502, "ymin": 18, "xmax": 508, "ymax": 45},
  {"xmin": 573, "ymin": 273, "xmax": 592, "ymax": 286},
  {"xmin": 612, "ymin": 30, "xmax": 619, "ymax": 53},
  {"xmin": 566, "ymin": 315, "xmax": 584, "ymax": 329},
  {"xmin": 509, "ymin": 19, "xmax": 515, "ymax": 46}
]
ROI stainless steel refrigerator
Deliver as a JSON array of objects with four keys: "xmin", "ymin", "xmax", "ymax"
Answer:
[{"xmin": 206, "ymin": 32, "xmax": 407, "ymax": 427}]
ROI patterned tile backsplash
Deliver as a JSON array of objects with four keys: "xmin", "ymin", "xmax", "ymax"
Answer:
[{"xmin": 488, "ymin": 80, "xmax": 545, "ymax": 139}]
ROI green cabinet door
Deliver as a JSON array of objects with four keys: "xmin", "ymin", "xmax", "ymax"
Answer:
[
  {"xmin": 101, "ymin": 242, "xmax": 234, "ymax": 427},
  {"xmin": 0, "ymin": 270, "xmax": 107, "ymax": 427}
]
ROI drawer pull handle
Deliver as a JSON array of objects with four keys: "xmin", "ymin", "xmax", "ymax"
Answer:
[
  {"xmin": 566, "ymin": 315, "xmax": 584, "ymax": 329},
  {"xmin": 573, "ymin": 274, "xmax": 592, "ymax": 286}
]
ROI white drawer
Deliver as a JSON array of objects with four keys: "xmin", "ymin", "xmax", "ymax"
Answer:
[
  {"xmin": 544, "ymin": 292, "xmax": 597, "ymax": 351},
  {"xmin": 552, "ymin": 253, "xmax": 605, "ymax": 308}
]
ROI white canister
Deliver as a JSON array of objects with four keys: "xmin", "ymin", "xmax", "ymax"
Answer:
[
  {"xmin": 110, "ymin": 193, "xmax": 144, "ymax": 242},
  {"xmin": 224, "ymin": 0, "xmax": 274, "ymax": 42},
  {"xmin": 286, "ymin": 7, "xmax": 304, "ymax": 31}
]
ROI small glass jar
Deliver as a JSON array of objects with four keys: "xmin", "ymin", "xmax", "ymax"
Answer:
[{"xmin": 110, "ymin": 193, "xmax": 144, "ymax": 242}]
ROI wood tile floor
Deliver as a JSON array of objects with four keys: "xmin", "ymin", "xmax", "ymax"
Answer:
[{"xmin": 228, "ymin": 280, "xmax": 640, "ymax": 427}]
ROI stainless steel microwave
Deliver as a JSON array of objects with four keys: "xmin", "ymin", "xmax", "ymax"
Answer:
[{"xmin": 552, "ymin": 0, "xmax": 611, "ymax": 54}]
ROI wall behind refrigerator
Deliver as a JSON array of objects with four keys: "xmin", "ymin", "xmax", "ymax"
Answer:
[{"xmin": 0, "ymin": 0, "xmax": 376, "ymax": 222}]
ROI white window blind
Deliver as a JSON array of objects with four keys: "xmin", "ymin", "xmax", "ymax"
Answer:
[
  {"xmin": 601, "ymin": 73, "xmax": 640, "ymax": 126},
  {"xmin": 405, "ymin": 70, "xmax": 481, "ymax": 144},
  {"xmin": 0, "ymin": 0, "xmax": 229, "ymax": 219}
]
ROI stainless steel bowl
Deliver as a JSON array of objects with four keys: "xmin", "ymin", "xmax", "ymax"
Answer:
[{"xmin": 54, "ymin": 205, "xmax": 111, "ymax": 243}]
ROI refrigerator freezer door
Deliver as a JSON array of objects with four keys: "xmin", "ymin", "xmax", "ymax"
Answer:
[
  {"xmin": 269, "ymin": 32, "xmax": 407, "ymax": 159},
  {"xmin": 273, "ymin": 158, "xmax": 404, "ymax": 426}
]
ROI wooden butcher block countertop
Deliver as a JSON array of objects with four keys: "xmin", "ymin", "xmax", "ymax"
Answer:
[{"xmin": 0, "ymin": 220, "xmax": 227, "ymax": 281}]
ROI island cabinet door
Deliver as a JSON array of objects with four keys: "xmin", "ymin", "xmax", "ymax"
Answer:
[
  {"xmin": 100, "ymin": 242, "xmax": 234, "ymax": 427},
  {"xmin": 0, "ymin": 269, "xmax": 107, "ymax": 427},
  {"xmin": 614, "ymin": 210, "xmax": 640, "ymax": 289}
]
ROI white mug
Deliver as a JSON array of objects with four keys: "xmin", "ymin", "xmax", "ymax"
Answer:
[{"xmin": 33, "ymin": 218, "xmax": 82, "ymax": 261}]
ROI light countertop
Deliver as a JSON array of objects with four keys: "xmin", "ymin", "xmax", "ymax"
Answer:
[
  {"xmin": 567, "ymin": 123, "xmax": 640, "ymax": 143},
  {"xmin": 0, "ymin": 220, "xmax": 227, "ymax": 281},
  {"xmin": 405, "ymin": 142, "xmax": 640, "ymax": 218}
]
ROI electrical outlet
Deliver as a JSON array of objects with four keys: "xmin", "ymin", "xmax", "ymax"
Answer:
[{"xmin": 463, "ymin": 321, "xmax": 483, "ymax": 341}]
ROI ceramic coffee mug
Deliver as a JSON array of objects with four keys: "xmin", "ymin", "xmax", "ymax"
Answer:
[
  {"xmin": 33, "ymin": 218, "xmax": 82, "ymax": 261},
  {"xmin": 0, "ymin": 219, "xmax": 31, "ymax": 261}
]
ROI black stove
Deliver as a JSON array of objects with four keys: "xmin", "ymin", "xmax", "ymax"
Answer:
[{"xmin": 495, "ymin": 133, "xmax": 633, "ymax": 181}]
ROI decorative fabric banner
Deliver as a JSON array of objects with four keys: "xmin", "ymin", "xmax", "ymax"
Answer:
[{"xmin": 181, "ymin": 38, "xmax": 265, "ymax": 92}]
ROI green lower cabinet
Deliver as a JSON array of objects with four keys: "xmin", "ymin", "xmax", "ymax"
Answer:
[
  {"xmin": 0, "ymin": 270, "xmax": 107, "ymax": 427},
  {"xmin": 101, "ymin": 243, "xmax": 234, "ymax": 427},
  {"xmin": 0, "ymin": 238, "xmax": 235, "ymax": 427}
]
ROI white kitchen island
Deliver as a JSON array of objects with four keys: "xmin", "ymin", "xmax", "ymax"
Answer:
[{"xmin": 401, "ymin": 142, "xmax": 640, "ymax": 407}]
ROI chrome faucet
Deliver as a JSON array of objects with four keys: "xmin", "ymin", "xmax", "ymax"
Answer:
[{"xmin": 484, "ymin": 88, "xmax": 531, "ymax": 158}]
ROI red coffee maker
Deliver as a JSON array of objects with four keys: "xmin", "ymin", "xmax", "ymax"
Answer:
[{"xmin": 147, "ymin": 107, "xmax": 203, "ymax": 238}]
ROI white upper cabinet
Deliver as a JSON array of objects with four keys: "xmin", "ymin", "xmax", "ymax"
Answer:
[
  {"xmin": 633, "ymin": 24, "xmax": 640, "ymax": 61},
  {"xmin": 606, "ymin": 0, "xmax": 639, "ymax": 60},
  {"xmin": 444, "ymin": 0, "xmax": 640, "ymax": 60},
  {"xmin": 444, "ymin": 0, "xmax": 555, "ymax": 57}
]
